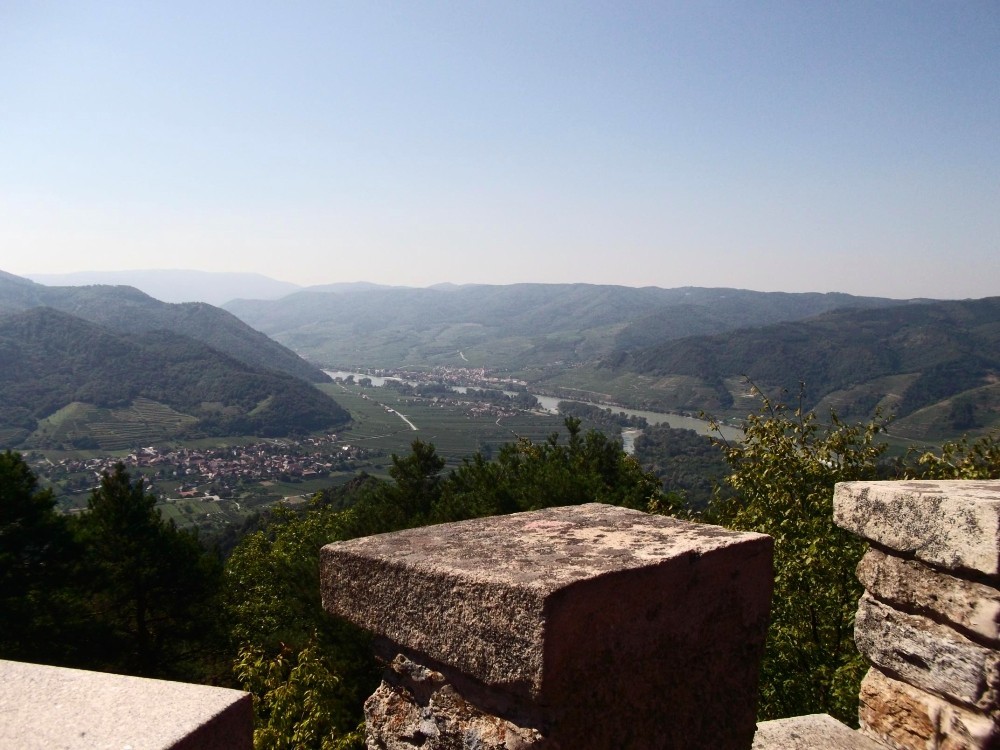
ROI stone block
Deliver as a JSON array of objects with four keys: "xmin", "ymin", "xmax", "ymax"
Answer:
[
  {"xmin": 0, "ymin": 659, "xmax": 252, "ymax": 749},
  {"xmin": 859, "ymin": 668, "xmax": 1000, "ymax": 750},
  {"xmin": 752, "ymin": 713, "xmax": 885, "ymax": 750},
  {"xmin": 854, "ymin": 594, "xmax": 1000, "ymax": 710},
  {"xmin": 857, "ymin": 549, "xmax": 1000, "ymax": 645},
  {"xmin": 321, "ymin": 503, "xmax": 774, "ymax": 750},
  {"xmin": 834, "ymin": 481, "xmax": 1000, "ymax": 576}
]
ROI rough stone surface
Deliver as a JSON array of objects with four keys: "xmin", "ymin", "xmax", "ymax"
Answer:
[
  {"xmin": 364, "ymin": 654, "xmax": 547, "ymax": 750},
  {"xmin": 858, "ymin": 549, "xmax": 1000, "ymax": 645},
  {"xmin": 834, "ymin": 481, "xmax": 1000, "ymax": 576},
  {"xmin": 854, "ymin": 594, "xmax": 1000, "ymax": 710},
  {"xmin": 752, "ymin": 714, "xmax": 886, "ymax": 750},
  {"xmin": 859, "ymin": 668, "xmax": 1000, "ymax": 750},
  {"xmin": 0, "ymin": 658, "xmax": 253, "ymax": 749},
  {"xmin": 321, "ymin": 503, "xmax": 774, "ymax": 750}
]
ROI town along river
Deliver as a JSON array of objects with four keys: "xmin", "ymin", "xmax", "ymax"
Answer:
[{"xmin": 323, "ymin": 371, "xmax": 743, "ymax": 452}]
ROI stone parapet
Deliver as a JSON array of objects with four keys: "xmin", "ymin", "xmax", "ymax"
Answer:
[
  {"xmin": 321, "ymin": 503, "xmax": 774, "ymax": 749},
  {"xmin": 0, "ymin": 659, "xmax": 252, "ymax": 749},
  {"xmin": 752, "ymin": 714, "xmax": 886, "ymax": 750},
  {"xmin": 834, "ymin": 480, "xmax": 1000, "ymax": 750}
]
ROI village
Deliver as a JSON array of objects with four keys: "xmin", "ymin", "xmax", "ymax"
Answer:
[{"xmin": 28, "ymin": 433, "xmax": 370, "ymax": 506}]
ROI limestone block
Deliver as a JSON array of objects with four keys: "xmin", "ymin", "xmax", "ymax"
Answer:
[
  {"xmin": 854, "ymin": 594, "xmax": 1000, "ymax": 710},
  {"xmin": 321, "ymin": 503, "xmax": 774, "ymax": 750},
  {"xmin": 0, "ymin": 659, "xmax": 252, "ymax": 750},
  {"xmin": 859, "ymin": 668, "xmax": 1000, "ymax": 750},
  {"xmin": 857, "ymin": 549, "xmax": 1000, "ymax": 644},
  {"xmin": 752, "ymin": 713, "xmax": 886, "ymax": 750},
  {"xmin": 364, "ymin": 654, "xmax": 547, "ymax": 750},
  {"xmin": 834, "ymin": 481, "xmax": 1000, "ymax": 576}
]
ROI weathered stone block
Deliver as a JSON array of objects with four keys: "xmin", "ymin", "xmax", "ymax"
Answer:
[
  {"xmin": 859, "ymin": 667, "xmax": 1000, "ymax": 750},
  {"xmin": 321, "ymin": 503, "xmax": 774, "ymax": 750},
  {"xmin": 0, "ymin": 659, "xmax": 252, "ymax": 750},
  {"xmin": 752, "ymin": 713, "xmax": 885, "ymax": 750},
  {"xmin": 854, "ymin": 593, "xmax": 1000, "ymax": 710},
  {"xmin": 857, "ymin": 549, "xmax": 1000, "ymax": 645},
  {"xmin": 834, "ymin": 481, "xmax": 1000, "ymax": 576}
]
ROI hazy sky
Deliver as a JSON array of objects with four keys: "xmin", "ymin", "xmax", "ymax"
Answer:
[{"xmin": 2, "ymin": 2, "xmax": 998, "ymax": 299}]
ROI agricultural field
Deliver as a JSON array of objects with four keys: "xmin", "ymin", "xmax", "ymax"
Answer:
[{"xmin": 319, "ymin": 381, "xmax": 564, "ymax": 466}]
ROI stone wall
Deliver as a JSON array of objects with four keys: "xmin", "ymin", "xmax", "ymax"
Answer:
[
  {"xmin": 835, "ymin": 480, "xmax": 1000, "ymax": 750},
  {"xmin": 320, "ymin": 502, "xmax": 774, "ymax": 750}
]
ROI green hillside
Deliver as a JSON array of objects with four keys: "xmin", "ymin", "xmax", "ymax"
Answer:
[
  {"xmin": 611, "ymin": 297, "xmax": 1000, "ymax": 439},
  {"xmin": 0, "ymin": 271, "xmax": 328, "ymax": 382},
  {"xmin": 0, "ymin": 307, "xmax": 350, "ymax": 449},
  {"xmin": 224, "ymin": 283, "xmax": 910, "ymax": 370}
]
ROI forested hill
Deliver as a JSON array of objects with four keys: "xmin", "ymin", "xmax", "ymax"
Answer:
[
  {"xmin": 0, "ymin": 307, "xmax": 350, "ymax": 449},
  {"xmin": 0, "ymin": 271, "xmax": 328, "ymax": 383},
  {"xmin": 223, "ymin": 283, "xmax": 912, "ymax": 369},
  {"xmin": 610, "ymin": 297, "xmax": 1000, "ymax": 438}
]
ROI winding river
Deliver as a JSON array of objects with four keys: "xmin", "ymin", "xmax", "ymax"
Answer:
[{"xmin": 324, "ymin": 370, "xmax": 743, "ymax": 449}]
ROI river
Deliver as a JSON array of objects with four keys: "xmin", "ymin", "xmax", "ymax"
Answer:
[{"xmin": 323, "ymin": 370, "xmax": 743, "ymax": 449}]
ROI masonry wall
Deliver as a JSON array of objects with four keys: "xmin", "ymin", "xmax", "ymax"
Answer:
[{"xmin": 835, "ymin": 480, "xmax": 1000, "ymax": 750}]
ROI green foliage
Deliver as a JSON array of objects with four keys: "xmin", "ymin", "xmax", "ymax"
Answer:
[
  {"xmin": 234, "ymin": 638, "xmax": 365, "ymax": 750},
  {"xmin": 632, "ymin": 424, "xmax": 729, "ymax": 510},
  {"xmin": 906, "ymin": 431, "xmax": 1000, "ymax": 479},
  {"xmin": 710, "ymin": 391, "xmax": 888, "ymax": 724},
  {"xmin": 0, "ymin": 450, "xmax": 79, "ymax": 662},
  {"xmin": 224, "ymin": 496, "xmax": 379, "ymax": 748},
  {"xmin": 73, "ymin": 463, "xmax": 224, "ymax": 679},
  {"xmin": 434, "ymin": 417, "xmax": 678, "ymax": 522}
]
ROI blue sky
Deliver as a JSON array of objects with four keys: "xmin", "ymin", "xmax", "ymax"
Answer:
[{"xmin": 2, "ymin": 2, "xmax": 997, "ymax": 298}]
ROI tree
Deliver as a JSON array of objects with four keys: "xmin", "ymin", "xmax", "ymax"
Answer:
[
  {"xmin": 709, "ymin": 391, "xmax": 887, "ymax": 724},
  {"xmin": 0, "ymin": 451, "xmax": 79, "ymax": 663},
  {"xmin": 74, "ymin": 463, "xmax": 222, "ymax": 679}
]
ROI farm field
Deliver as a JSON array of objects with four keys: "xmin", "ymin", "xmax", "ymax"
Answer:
[{"xmin": 319, "ymin": 382, "xmax": 564, "ymax": 466}]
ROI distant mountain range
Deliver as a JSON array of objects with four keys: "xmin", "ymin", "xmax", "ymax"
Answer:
[
  {"xmin": 0, "ymin": 271, "xmax": 327, "ymax": 383},
  {"xmin": 23, "ymin": 269, "xmax": 402, "ymax": 307},
  {"xmin": 0, "ymin": 271, "xmax": 348, "ymax": 449},
  {"xmin": 6, "ymin": 269, "xmax": 997, "ymax": 445},
  {"xmin": 220, "ymin": 280, "xmax": 1000, "ymax": 440},
  {"xmin": 222, "ymin": 282, "xmax": 918, "ymax": 370}
]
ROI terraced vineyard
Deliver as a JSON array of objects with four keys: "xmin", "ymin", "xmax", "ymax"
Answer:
[{"xmin": 30, "ymin": 398, "xmax": 198, "ymax": 450}]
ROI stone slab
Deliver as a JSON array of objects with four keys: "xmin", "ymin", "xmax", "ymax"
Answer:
[
  {"xmin": 857, "ymin": 549, "xmax": 1000, "ymax": 644},
  {"xmin": 752, "ymin": 714, "xmax": 885, "ymax": 750},
  {"xmin": 859, "ymin": 668, "xmax": 1000, "ymax": 750},
  {"xmin": 0, "ymin": 659, "xmax": 252, "ymax": 749},
  {"xmin": 854, "ymin": 593, "xmax": 1000, "ymax": 710},
  {"xmin": 834, "ymin": 481, "xmax": 1000, "ymax": 576},
  {"xmin": 321, "ymin": 503, "xmax": 774, "ymax": 750}
]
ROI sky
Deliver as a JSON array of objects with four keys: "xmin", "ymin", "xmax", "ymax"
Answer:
[{"xmin": 1, "ymin": 2, "xmax": 998, "ymax": 299}]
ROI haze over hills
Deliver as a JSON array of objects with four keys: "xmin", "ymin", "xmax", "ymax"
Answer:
[
  {"xmin": 0, "ymin": 272, "xmax": 328, "ymax": 383},
  {"xmin": 24, "ymin": 269, "xmax": 403, "ymax": 307},
  {"xmin": 25, "ymin": 270, "xmax": 303, "ymax": 307},
  {"xmin": 223, "ymin": 283, "xmax": 917, "ymax": 370}
]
